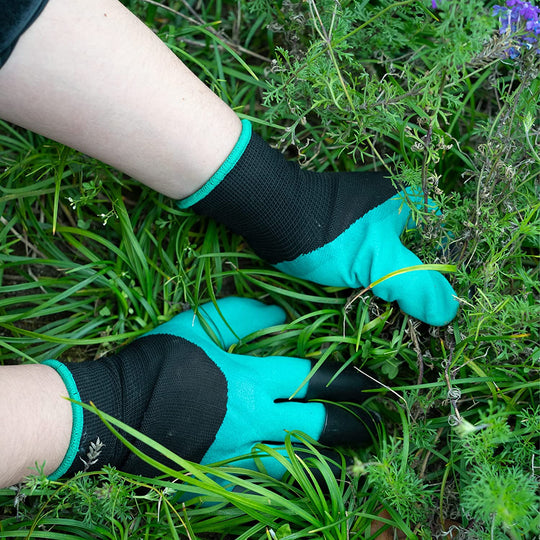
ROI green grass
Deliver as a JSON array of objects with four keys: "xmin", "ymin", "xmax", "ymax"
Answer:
[{"xmin": 1, "ymin": 0, "xmax": 539, "ymax": 538}]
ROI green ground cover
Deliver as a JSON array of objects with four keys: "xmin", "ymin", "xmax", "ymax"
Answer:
[{"xmin": 0, "ymin": 0, "xmax": 538, "ymax": 538}]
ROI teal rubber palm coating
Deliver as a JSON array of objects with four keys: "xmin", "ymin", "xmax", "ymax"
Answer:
[
  {"xmin": 179, "ymin": 119, "xmax": 458, "ymax": 326},
  {"xmin": 47, "ymin": 298, "xmax": 376, "ymax": 480},
  {"xmin": 275, "ymin": 188, "xmax": 457, "ymax": 326}
]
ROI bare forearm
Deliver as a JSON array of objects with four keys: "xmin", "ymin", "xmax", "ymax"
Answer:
[
  {"xmin": 0, "ymin": 0, "xmax": 241, "ymax": 199},
  {"xmin": 0, "ymin": 365, "xmax": 71, "ymax": 488}
]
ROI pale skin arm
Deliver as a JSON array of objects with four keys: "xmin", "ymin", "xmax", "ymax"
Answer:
[
  {"xmin": 0, "ymin": 0, "xmax": 242, "ymax": 199},
  {"xmin": 0, "ymin": 365, "xmax": 72, "ymax": 488}
]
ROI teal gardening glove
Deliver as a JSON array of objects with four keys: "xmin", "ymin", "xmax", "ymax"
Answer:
[
  {"xmin": 45, "ymin": 298, "xmax": 377, "ymax": 481},
  {"xmin": 178, "ymin": 120, "xmax": 459, "ymax": 326}
]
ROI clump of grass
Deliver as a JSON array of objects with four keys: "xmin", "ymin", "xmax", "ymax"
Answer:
[{"xmin": 1, "ymin": 0, "xmax": 539, "ymax": 538}]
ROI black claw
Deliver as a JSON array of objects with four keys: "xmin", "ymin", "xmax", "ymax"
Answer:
[
  {"xmin": 304, "ymin": 362, "xmax": 378, "ymax": 403},
  {"xmin": 318, "ymin": 403, "xmax": 380, "ymax": 446}
]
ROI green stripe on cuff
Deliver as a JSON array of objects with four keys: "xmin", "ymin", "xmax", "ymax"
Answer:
[{"xmin": 43, "ymin": 359, "xmax": 84, "ymax": 480}]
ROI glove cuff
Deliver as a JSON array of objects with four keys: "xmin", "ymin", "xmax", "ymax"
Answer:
[
  {"xmin": 42, "ymin": 359, "xmax": 84, "ymax": 480},
  {"xmin": 177, "ymin": 119, "xmax": 252, "ymax": 209}
]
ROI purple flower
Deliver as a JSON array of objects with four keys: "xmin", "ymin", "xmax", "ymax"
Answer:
[{"xmin": 493, "ymin": 0, "xmax": 540, "ymax": 57}]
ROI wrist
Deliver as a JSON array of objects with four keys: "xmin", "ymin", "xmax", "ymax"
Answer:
[{"xmin": 177, "ymin": 118, "xmax": 252, "ymax": 209}]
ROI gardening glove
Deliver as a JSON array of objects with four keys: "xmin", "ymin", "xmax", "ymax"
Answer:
[
  {"xmin": 44, "ymin": 297, "xmax": 377, "ymax": 481},
  {"xmin": 178, "ymin": 120, "xmax": 458, "ymax": 326}
]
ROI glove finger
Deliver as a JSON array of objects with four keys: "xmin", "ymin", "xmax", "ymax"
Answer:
[
  {"xmin": 235, "ymin": 354, "xmax": 374, "ymax": 403},
  {"xmin": 262, "ymin": 401, "xmax": 326, "ymax": 443},
  {"xmin": 367, "ymin": 233, "xmax": 458, "ymax": 326},
  {"xmin": 146, "ymin": 296, "xmax": 286, "ymax": 347},
  {"xmin": 318, "ymin": 403, "xmax": 379, "ymax": 446},
  {"xmin": 304, "ymin": 362, "xmax": 377, "ymax": 403},
  {"xmin": 230, "ymin": 353, "xmax": 313, "ymax": 398},
  {"xmin": 264, "ymin": 401, "xmax": 378, "ymax": 447},
  {"xmin": 216, "ymin": 443, "xmax": 352, "ymax": 485}
]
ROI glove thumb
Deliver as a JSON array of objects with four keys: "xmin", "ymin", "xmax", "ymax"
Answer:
[
  {"xmin": 147, "ymin": 297, "xmax": 286, "ymax": 347},
  {"xmin": 369, "ymin": 233, "xmax": 458, "ymax": 326}
]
